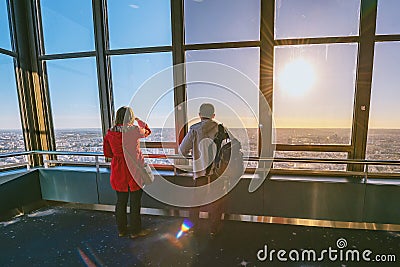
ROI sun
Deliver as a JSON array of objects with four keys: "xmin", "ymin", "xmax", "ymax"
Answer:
[{"xmin": 278, "ymin": 58, "xmax": 316, "ymax": 96}]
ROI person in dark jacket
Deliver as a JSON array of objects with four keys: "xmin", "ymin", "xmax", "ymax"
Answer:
[{"xmin": 103, "ymin": 106, "xmax": 151, "ymax": 238}]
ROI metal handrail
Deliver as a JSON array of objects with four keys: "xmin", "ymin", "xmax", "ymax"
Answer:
[
  {"xmin": 0, "ymin": 151, "xmax": 32, "ymax": 159},
  {"xmin": 1, "ymin": 150, "xmax": 400, "ymax": 176}
]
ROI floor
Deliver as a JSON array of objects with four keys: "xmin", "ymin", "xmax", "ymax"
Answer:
[{"xmin": 0, "ymin": 205, "xmax": 399, "ymax": 267}]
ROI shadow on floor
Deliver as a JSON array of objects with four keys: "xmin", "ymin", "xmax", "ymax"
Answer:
[{"xmin": 0, "ymin": 205, "xmax": 399, "ymax": 266}]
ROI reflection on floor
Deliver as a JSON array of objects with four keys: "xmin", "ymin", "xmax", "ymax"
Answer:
[{"xmin": 0, "ymin": 205, "xmax": 399, "ymax": 266}]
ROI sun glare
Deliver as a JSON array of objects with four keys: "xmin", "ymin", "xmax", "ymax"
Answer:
[{"xmin": 279, "ymin": 58, "xmax": 316, "ymax": 96}]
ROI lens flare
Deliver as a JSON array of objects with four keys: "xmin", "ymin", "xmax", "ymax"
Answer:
[{"xmin": 176, "ymin": 219, "xmax": 193, "ymax": 239}]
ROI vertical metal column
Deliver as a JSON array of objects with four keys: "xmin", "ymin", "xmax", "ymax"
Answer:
[
  {"xmin": 170, "ymin": 0, "xmax": 187, "ymax": 149},
  {"xmin": 259, "ymin": 0, "xmax": 275, "ymax": 159},
  {"xmin": 349, "ymin": 0, "xmax": 377, "ymax": 172},
  {"xmin": 92, "ymin": 0, "xmax": 114, "ymax": 136},
  {"xmin": 11, "ymin": 0, "xmax": 55, "ymax": 166}
]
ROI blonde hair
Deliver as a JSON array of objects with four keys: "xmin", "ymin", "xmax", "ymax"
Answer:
[{"xmin": 114, "ymin": 106, "xmax": 135, "ymax": 126}]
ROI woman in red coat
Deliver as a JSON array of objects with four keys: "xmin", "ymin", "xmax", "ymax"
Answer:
[{"xmin": 103, "ymin": 106, "xmax": 151, "ymax": 238}]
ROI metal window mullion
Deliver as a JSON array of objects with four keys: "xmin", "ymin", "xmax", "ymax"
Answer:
[
  {"xmin": 171, "ymin": 0, "xmax": 187, "ymax": 149},
  {"xmin": 375, "ymin": 34, "xmax": 400, "ymax": 42},
  {"xmin": 92, "ymin": 0, "xmax": 114, "ymax": 136},
  {"xmin": 39, "ymin": 51, "xmax": 96, "ymax": 60},
  {"xmin": 185, "ymin": 40, "xmax": 260, "ymax": 51},
  {"xmin": 10, "ymin": 0, "xmax": 53, "ymax": 166},
  {"xmin": 259, "ymin": 0, "xmax": 274, "ymax": 159},
  {"xmin": 5, "ymin": 0, "xmax": 15, "ymax": 53},
  {"xmin": 0, "ymin": 48, "xmax": 16, "ymax": 56},
  {"xmin": 274, "ymin": 36, "xmax": 359, "ymax": 46},
  {"xmin": 349, "ymin": 0, "xmax": 377, "ymax": 172},
  {"xmin": 32, "ymin": 0, "xmax": 56, "ymax": 155},
  {"xmin": 107, "ymin": 46, "xmax": 173, "ymax": 56},
  {"xmin": 34, "ymin": 0, "xmax": 45, "ymax": 56}
]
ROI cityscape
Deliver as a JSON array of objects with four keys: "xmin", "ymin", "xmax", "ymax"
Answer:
[{"xmin": 0, "ymin": 128, "xmax": 399, "ymax": 173}]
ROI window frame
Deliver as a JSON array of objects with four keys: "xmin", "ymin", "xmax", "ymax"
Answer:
[{"xmin": 7, "ymin": 0, "xmax": 398, "ymax": 176}]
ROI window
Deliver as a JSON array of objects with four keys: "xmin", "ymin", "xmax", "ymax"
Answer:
[
  {"xmin": 275, "ymin": 0, "xmax": 360, "ymax": 39},
  {"xmin": 184, "ymin": 0, "xmax": 260, "ymax": 44},
  {"xmin": 273, "ymin": 43, "xmax": 357, "ymax": 145},
  {"xmin": 107, "ymin": 0, "xmax": 172, "ymax": 49},
  {"xmin": 0, "ymin": 0, "xmax": 12, "ymax": 51},
  {"xmin": 274, "ymin": 151, "xmax": 348, "ymax": 171},
  {"xmin": 110, "ymin": 52, "xmax": 175, "ymax": 142},
  {"xmin": 376, "ymin": 0, "xmax": 400, "ymax": 35},
  {"xmin": 45, "ymin": 58, "xmax": 102, "ymax": 153},
  {"xmin": 367, "ymin": 42, "xmax": 400, "ymax": 173},
  {"xmin": 185, "ymin": 47, "xmax": 260, "ymax": 156},
  {"xmin": 40, "ymin": 0, "xmax": 95, "ymax": 54},
  {"xmin": 143, "ymin": 148, "xmax": 175, "ymax": 165},
  {"xmin": 0, "ymin": 54, "xmax": 24, "ymax": 165}
]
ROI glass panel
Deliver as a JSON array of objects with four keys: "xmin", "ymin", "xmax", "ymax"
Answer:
[
  {"xmin": 53, "ymin": 132, "xmax": 103, "ymax": 164},
  {"xmin": 275, "ymin": 0, "xmax": 360, "ymax": 39},
  {"xmin": 273, "ymin": 43, "xmax": 357, "ymax": 145},
  {"xmin": 367, "ymin": 130, "xmax": 400, "ymax": 174},
  {"xmin": 0, "ymin": 54, "xmax": 24, "ymax": 164},
  {"xmin": 274, "ymin": 151, "xmax": 348, "ymax": 171},
  {"xmin": 142, "ymin": 148, "xmax": 175, "ymax": 165},
  {"xmin": 45, "ymin": 58, "xmax": 102, "ymax": 153},
  {"xmin": 0, "ymin": 0, "xmax": 12, "ymax": 50},
  {"xmin": 107, "ymin": 0, "xmax": 172, "ymax": 49},
  {"xmin": 184, "ymin": 0, "xmax": 260, "ymax": 44},
  {"xmin": 110, "ymin": 52, "xmax": 175, "ymax": 142},
  {"xmin": 185, "ymin": 47, "xmax": 260, "ymax": 156},
  {"xmin": 275, "ymin": 129, "xmax": 351, "ymax": 145},
  {"xmin": 367, "ymin": 42, "xmax": 400, "ymax": 172},
  {"xmin": 40, "ymin": 0, "xmax": 95, "ymax": 54},
  {"xmin": 376, "ymin": 0, "xmax": 400, "ymax": 35},
  {"xmin": 55, "ymin": 154, "xmax": 106, "ymax": 163}
]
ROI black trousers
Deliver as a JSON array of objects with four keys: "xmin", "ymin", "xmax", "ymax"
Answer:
[
  {"xmin": 115, "ymin": 189, "xmax": 143, "ymax": 234},
  {"xmin": 189, "ymin": 176, "xmax": 226, "ymax": 233}
]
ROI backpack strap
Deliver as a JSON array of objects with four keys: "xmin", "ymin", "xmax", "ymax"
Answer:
[
  {"xmin": 205, "ymin": 124, "xmax": 227, "ymax": 176},
  {"xmin": 214, "ymin": 124, "xmax": 228, "ymax": 162}
]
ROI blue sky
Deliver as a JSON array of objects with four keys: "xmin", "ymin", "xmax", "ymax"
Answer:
[{"xmin": 1, "ymin": 0, "xmax": 400, "ymax": 130}]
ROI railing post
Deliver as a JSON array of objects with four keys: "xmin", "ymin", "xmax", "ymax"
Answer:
[
  {"xmin": 95, "ymin": 155, "xmax": 100, "ymax": 173},
  {"xmin": 25, "ymin": 154, "xmax": 30, "ymax": 170},
  {"xmin": 95, "ymin": 155, "xmax": 101, "ymax": 204},
  {"xmin": 44, "ymin": 154, "xmax": 49, "ymax": 168}
]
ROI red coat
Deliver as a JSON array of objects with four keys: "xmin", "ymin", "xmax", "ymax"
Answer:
[{"xmin": 103, "ymin": 120, "xmax": 151, "ymax": 192}]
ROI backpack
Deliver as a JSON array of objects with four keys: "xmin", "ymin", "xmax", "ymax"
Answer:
[{"xmin": 206, "ymin": 124, "xmax": 244, "ymax": 179}]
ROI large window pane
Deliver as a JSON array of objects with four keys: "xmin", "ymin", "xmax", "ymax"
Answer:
[
  {"xmin": 186, "ymin": 47, "xmax": 260, "ymax": 156},
  {"xmin": 367, "ymin": 42, "xmax": 400, "ymax": 173},
  {"xmin": 107, "ymin": 0, "xmax": 172, "ymax": 49},
  {"xmin": 376, "ymin": 0, "xmax": 400, "ymax": 35},
  {"xmin": 0, "ymin": 55, "xmax": 24, "ymax": 165},
  {"xmin": 184, "ymin": 0, "xmax": 260, "ymax": 44},
  {"xmin": 46, "ymin": 58, "xmax": 102, "ymax": 153},
  {"xmin": 0, "ymin": 55, "xmax": 23, "ymax": 144},
  {"xmin": 110, "ymin": 52, "xmax": 175, "ymax": 142},
  {"xmin": 0, "ymin": 0, "xmax": 12, "ymax": 50},
  {"xmin": 40, "ymin": 0, "xmax": 95, "ymax": 54},
  {"xmin": 275, "ymin": 0, "xmax": 360, "ymax": 39},
  {"xmin": 273, "ymin": 44, "xmax": 357, "ymax": 144}
]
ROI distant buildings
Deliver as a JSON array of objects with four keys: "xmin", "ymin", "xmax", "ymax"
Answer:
[{"xmin": 1, "ymin": 128, "xmax": 399, "ymax": 173}]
